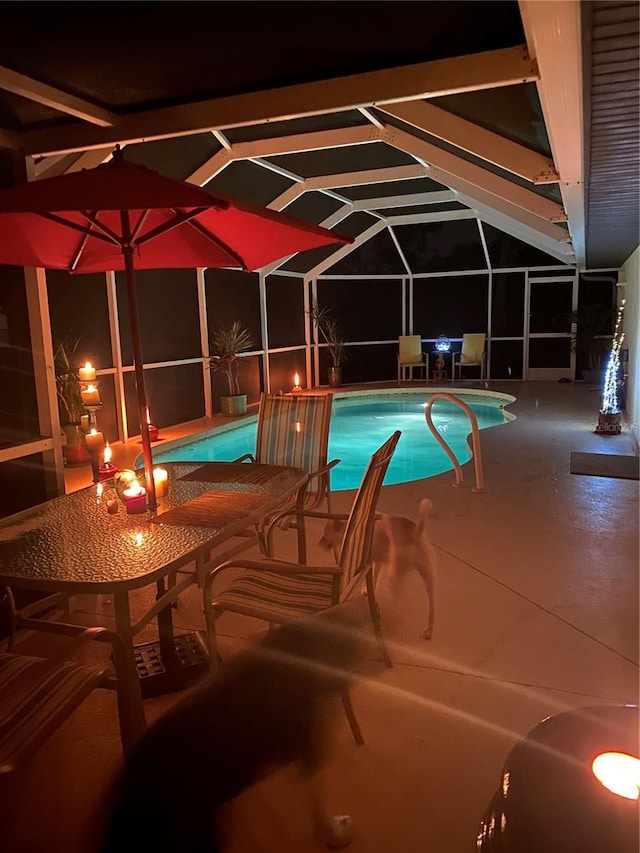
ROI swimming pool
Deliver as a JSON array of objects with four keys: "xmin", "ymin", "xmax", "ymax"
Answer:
[{"xmin": 148, "ymin": 389, "xmax": 516, "ymax": 491}]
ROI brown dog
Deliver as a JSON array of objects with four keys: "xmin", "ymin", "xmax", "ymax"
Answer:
[
  {"xmin": 97, "ymin": 618, "xmax": 362, "ymax": 852},
  {"xmin": 319, "ymin": 499, "xmax": 438, "ymax": 639}
]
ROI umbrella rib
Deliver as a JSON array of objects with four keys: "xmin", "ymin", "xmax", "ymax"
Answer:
[
  {"xmin": 129, "ymin": 210, "xmax": 151, "ymax": 244},
  {"xmin": 134, "ymin": 207, "xmax": 210, "ymax": 249},
  {"xmin": 182, "ymin": 216, "xmax": 248, "ymax": 270},
  {"xmin": 40, "ymin": 211, "xmax": 121, "ymax": 247}
]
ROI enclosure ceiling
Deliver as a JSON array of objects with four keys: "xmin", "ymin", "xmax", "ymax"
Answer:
[{"xmin": 0, "ymin": 1, "xmax": 636, "ymax": 272}]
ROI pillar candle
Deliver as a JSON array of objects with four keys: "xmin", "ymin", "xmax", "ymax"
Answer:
[
  {"xmin": 85, "ymin": 429, "xmax": 105, "ymax": 454},
  {"xmin": 81, "ymin": 384, "xmax": 101, "ymax": 406},
  {"xmin": 78, "ymin": 362, "xmax": 96, "ymax": 382},
  {"xmin": 153, "ymin": 467, "xmax": 169, "ymax": 497}
]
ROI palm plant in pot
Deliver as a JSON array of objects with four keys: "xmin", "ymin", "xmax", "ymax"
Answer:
[
  {"xmin": 208, "ymin": 321, "xmax": 254, "ymax": 416},
  {"xmin": 54, "ymin": 337, "xmax": 90, "ymax": 464},
  {"xmin": 555, "ymin": 304, "xmax": 614, "ymax": 385},
  {"xmin": 309, "ymin": 302, "xmax": 346, "ymax": 388}
]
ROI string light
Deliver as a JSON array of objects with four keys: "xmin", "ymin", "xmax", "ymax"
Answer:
[{"xmin": 601, "ymin": 298, "xmax": 625, "ymax": 415}]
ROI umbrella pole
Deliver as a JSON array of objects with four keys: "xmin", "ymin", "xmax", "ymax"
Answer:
[{"xmin": 121, "ymin": 237, "xmax": 157, "ymax": 512}]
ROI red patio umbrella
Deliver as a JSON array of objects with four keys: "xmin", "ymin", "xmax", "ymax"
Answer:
[{"xmin": 0, "ymin": 146, "xmax": 351, "ymax": 507}]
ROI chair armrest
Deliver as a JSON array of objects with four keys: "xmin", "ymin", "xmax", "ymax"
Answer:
[
  {"xmin": 232, "ymin": 453, "xmax": 255, "ymax": 463},
  {"xmin": 206, "ymin": 557, "xmax": 343, "ymax": 578},
  {"xmin": 37, "ymin": 626, "xmax": 126, "ymax": 679}
]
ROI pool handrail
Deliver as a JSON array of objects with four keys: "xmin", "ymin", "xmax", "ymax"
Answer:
[{"xmin": 424, "ymin": 392, "xmax": 485, "ymax": 493}]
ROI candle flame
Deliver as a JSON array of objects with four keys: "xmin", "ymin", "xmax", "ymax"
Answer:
[
  {"xmin": 87, "ymin": 384, "xmax": 97, "ymax": 393},
  {"xmin": 124, "ymin": 481, "xmax": 144, "ymax": 497},
  {"xmin": 294, "ymin": 373, "xmax": 300, "ymax": 386},
  {"xmin": 84, "ymin": 361, "xmax": 92, "ymax": 370},
  {"xmin": 89, "ymin": 428, "xmax": 98, "ymax": 436},
  {"xmin": 103, "ymin": 443, "xmax": 112, "ymax": 464}
]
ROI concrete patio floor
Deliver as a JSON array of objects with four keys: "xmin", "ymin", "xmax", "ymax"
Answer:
[{"xmin": 4, "ymin": 380, "xmax": 639, "ymax": 852}]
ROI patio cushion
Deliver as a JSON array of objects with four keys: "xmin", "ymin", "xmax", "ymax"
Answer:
[
  {"xmin": 0, "ymin": 652, "xmax": 107, "ymax": 774},
  {"xmin": 212, "ymin": 571, "xmax": 335, "ymax": 622}
]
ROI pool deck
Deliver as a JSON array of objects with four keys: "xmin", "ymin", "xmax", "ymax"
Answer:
[{"xmin": 8, "ymin": 380, "xmax": 640, "ymax": 852}]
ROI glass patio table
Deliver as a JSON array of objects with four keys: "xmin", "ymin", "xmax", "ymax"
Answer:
[{"xmin": 0, "ymin": 461, "xmax": 308, "ymax": 723}]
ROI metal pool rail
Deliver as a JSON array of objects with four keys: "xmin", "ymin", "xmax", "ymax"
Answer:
[{"xmin": 424, "ymin": 392, "xmax": 485, "ymax": 493}]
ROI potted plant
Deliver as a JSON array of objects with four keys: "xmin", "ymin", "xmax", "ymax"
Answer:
[
  {"xmin": 309, "ymin": 302, "xmax": 346, "ymax": 388},
  {"xmin": 555, "ymin": 304, "xmax": 614, "ymax": 385},
  {"xmin": 54, "ymin": 337, "xmax": 90, "ymax": 464},
  {"xmin": 208, "ymin": 321, "xmax": 254, "ymax": 416}
]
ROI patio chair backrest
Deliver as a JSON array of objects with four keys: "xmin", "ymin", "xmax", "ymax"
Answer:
[
  {"xmin": 398, "ymin": 335, "xmax": 423, "ymax": 365},
  {"xmin": 254, "ymin": 393, "xmax": 333, "ymax": 496},
  {"xmin": 338, "ymin": 430, "xmax": 401, "ymax": 600},
  {"xmin": 460, "ymin": 333, "xmax": 486, "ymax": 365}
]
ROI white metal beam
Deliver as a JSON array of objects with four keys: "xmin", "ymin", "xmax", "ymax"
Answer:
[
  {"xmin": 19, "ymin": 46, "xmax": 538, "ymax": 157},
  {"xmin": 352, "ymin": 190, "xmax": 457, "ymax": 210},
  {"xmin": 518, "ymin": 0, "xmax": 586, "ymax": 266},
  {"xmin": 455, "ymin": 183, "xmax": 572, "ymax": 245},
  {"xmin": 304, "ymin": 163, "xmax": 430, "ymax": 189},
  {"xmin": 188, "ymin": 126, "xmax": 381, "ymax": 187},
  {"xmin": 387, "ymin": 209, "xmax": 477, "ymax": 226},
  {"xmin": 0, "ymin": 65, "xmax": 118, "ymax": 127},
  {"xmin": 385, "ymin": 125, "xmax": 566, "ymax": 222},
  {"xmin": 379, "ymin": 100, "xmax": 559, "ymax": 184},
  {"xmin": 304, "ymin": 221, "xmax": 387, "ymax": 281},
  {"xmin": 468, "ymin": 199, "xmax": 576, "ymax": 265}
]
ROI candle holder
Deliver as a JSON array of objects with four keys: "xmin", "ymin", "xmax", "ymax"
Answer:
[
  {"xmin": 83, "ymin": 403, "xmax": 103, "ymax": 433},
  {"xmin": 99, "ymin": 462, "xmax": 119, "ymax": 481}
]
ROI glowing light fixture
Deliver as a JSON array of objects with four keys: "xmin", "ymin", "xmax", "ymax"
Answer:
[
  {"xmin": 592, "ymin": 751, "xmax": 640, "ymax": 800},
  {"xmin": 435, "ymin": 334, "xmax": 451, "ymax": 353}
]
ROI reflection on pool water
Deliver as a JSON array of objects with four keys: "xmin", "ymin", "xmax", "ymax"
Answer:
[{"xmin": 149, "ymin": 389, "xmax": 516, "ymax": 491}]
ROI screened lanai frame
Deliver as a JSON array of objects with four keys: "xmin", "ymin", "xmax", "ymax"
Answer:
[{"xmin": 30, "ymin": 255, "xmax": 584, "ymax": 455}]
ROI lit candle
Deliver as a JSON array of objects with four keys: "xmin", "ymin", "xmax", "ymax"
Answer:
[
  {"xmin": 122, "ymin": 481, "xmax": 147, "ymax": 514},
  {"xmin": 153, "ymin": 467, "xmax": 169, "ymax": 497},
  {"xmin": 291, "ymin": 372, "xmax": 302, "ymax": 393},
  {"xmin": 146, "ymin": 412, "xmax": 159, "ymax": 442},
  {"xmin": 81, "ymin": 384, "xmax": 101, "ymax": 407},
  {"xmin": 80, "ymin": 414, "xmax": 90, "ymax": 431},
  {"xmin": 78, "ymin": 361, "xmax": 96, "ymax": 383},
  {"xmin": 99, "ymin": 441, "xmax": 119, "ymax": 480},
  {"xmin": 85, "ymin": 428, "xmax": 105, "ymax": 454}
]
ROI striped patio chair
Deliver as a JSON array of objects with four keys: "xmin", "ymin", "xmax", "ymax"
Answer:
[
  {"xmin": 239, "ymin": 393, "xmax": 339, "ymax": 562},
  {"xmin": 202, "ymin": 430, "xmax": 402, "ymax": 745},
  {"xmin": 0, "ymin": 588, "xmax": 144, "ymax": 782}
]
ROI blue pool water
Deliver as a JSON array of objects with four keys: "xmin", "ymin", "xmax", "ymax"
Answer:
[{"xmin": 149, "ymin": 390, "xmax": 515, "ymax": 491}]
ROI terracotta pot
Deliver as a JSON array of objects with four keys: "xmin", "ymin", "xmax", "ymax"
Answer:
[
  {"xmin": 327, "ymin": 366, "xmax": 342, "ymax": 388},
  {"xmin": 61, "ymin": 424, "xmax": 91, "ymax": 465},
  {"xmin": 220, "ymin": 395, "xmax": 248, "ymax": 417}
]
